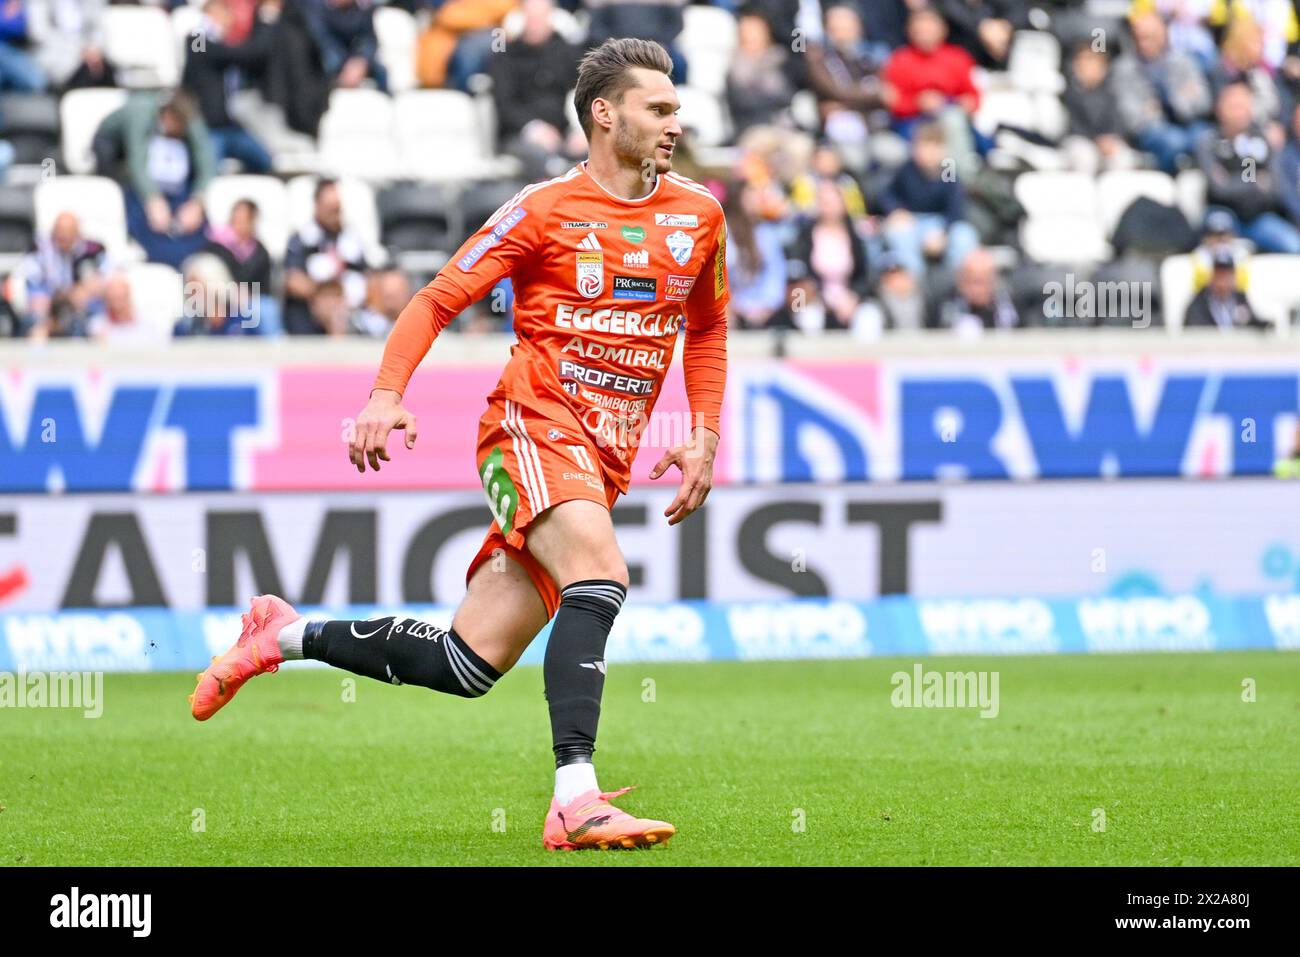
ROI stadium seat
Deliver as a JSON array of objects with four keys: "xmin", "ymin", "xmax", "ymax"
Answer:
[
  {"xmin": 204, "ymin": 175, "xmax": 291, "ymax": 259},
  {"xmin": 60, "ymin": 88, "xmax": 129, "ymax": 176},
  {"xmin": 456, "ymin": 179, "xmax": 527, "ymax": 245},
  {"xmin": 1014, "ymin": 171, "xmax": 1099, "ymax": 220},
  {"xmin": 673, "ymin": 85, "xmax": 730, "ymax": 148},
  {"xmin": 0, "ymin": 93, "xmax": 61, "ymax": 166},
  {"xmin": 317, "ymin": 89, "xmax": 400, "ymax": 182},
  {"xmin": 0, "ymin": 184, "xmax": 35, "ymax": 254},
  {"xmin": 974, "ymin": 88, "xmax": 1035, "ymax": 137},
  {"xmin": 171, "ymin": 4, "xmax": 203, "ymax": 73},
  {"xmin": 378, "ymin": 183, "xmax": 457, "ymax": 258},
  {"xmin": 375, "ymin": 5, "xmax": 419, "ymax": 94},
  {"xmin": 33, "ymin": 175, "xmax": 128, "ymax": 257},
  {"xmin": 1158, "ymin": 253, "xmax": 1194, "ymax": 332},
  {"xmin": 1007, "ymin": 30, "xmax": 1064, "ymax": 94},
  {"xmin": 103, "ymin": 5, "xmax": 181, "ymax": 88},
  {"xmin": 677, "ymin": 4, "xmax": 738, "ymax": 97},
  {"xmin": 124, "ymin": 262, "xmax": 184, "ymax": 337},
  {"xmin": 393, "ymin": 90, "xmax": 486, "ymax": 182},
  {"xmin": 1243, "ymin": 255, "xmax": 1300, "ymax": 332},
  {"xmin": 1020, "ymin": 215, "xmax": 1110, "ymax": 265},
  {"xmin": 1097, "ymin": 170, "xmax": 1177, "ymax": 237},
  {"xmin": 1175, "ymin": 169, "xmax": 1208, "ymax": 230},
  {"xmin": 287, "ymin": 175, "xmax": 382, "ymax": 263}
]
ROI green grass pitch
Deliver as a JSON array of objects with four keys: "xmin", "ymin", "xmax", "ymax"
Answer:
[{"xmin": 2, "ymin": 652, "xmax": 1297, "ymax": 866}]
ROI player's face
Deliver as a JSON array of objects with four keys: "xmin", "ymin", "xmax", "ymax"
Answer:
[{"xmin": 610, "ymin": 68, "xmax": 682, "ymax": 177}]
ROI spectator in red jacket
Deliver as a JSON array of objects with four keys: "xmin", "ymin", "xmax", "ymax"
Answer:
[{"xmin": 882, "ymin": 6, "xmax": 980, "ymax": 139}]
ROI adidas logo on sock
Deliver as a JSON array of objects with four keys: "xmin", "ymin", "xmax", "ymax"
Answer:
[{"xmin": 580, "ymin": 659, "xmax": 607, "ymax": 675}]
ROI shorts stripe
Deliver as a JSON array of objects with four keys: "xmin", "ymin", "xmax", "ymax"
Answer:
[
  {"xmin": 500, "ymin": 402, "xmax": 542, "ymax": 517},
  {"xmin": 504, "ymin": 400, "xmax": 550, "ymax": 513},
  {"xmin": 510, "ymin": 402, "xmax": 550, "ymax": 510}
]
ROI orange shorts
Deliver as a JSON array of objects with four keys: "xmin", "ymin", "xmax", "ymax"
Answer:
[{"xmin": 465, "ymin": 397, "xmax": 619, "ymax": 619}]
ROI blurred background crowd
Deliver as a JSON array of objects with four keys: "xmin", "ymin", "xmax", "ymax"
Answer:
[{"xmin": 2, "ymin": 0, "xmax": 1299, "ymax": 342}]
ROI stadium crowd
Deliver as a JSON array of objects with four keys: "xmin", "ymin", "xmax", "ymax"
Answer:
[{"xmin": 1, "ymin": 0, "xmax": 1299, "ymax": 340}]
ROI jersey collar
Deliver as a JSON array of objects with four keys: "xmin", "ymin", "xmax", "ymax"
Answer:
[{"xmin": 579, "ymin": 160, "xmax": 664, "ymax": 204}]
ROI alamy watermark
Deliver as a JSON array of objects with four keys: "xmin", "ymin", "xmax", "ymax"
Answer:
[
  {"xmin": 1043, "ymin": 274, "xmax": 1152, "ymax": 328},
  {"xmin": 0, "ymin": 670, "xmax": 103, "ymax": 718},
  {"xmin": 890, "ymin": 663, "xmax": 1000, "ymax": 718}
]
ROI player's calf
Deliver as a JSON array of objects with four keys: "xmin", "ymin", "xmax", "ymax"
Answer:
[{"xmin": 279, "ymin": 616, "xmax": 504, "ymax": 698}]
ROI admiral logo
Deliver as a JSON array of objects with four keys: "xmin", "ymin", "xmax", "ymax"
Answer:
[
  {"xmin": 561, "ymin": 221, "xmax": 608, "ymax": 229},
  {"xmin": 558, "ymin": 360, "xmax": 655, "ymax": 396},
  {"xmin": 562, "ymin": 335, "xmax": 667, "ymax": 369},
  {"xmin": 458, "ymin": 207, "xmax": 527, "ymax": 272},
  {"xmin": 613, "ymin": 275, "xmax": 656, "ymax": 301},
  {"xmin": 622, "ymin": 249, "xmax": 649, "ymax": 269},
  {"xmin": 655, "ymin": 213, "xmax": 698, "ymax": 227},
  {"xmin": 665, "ymin": 274, "xmax": 695, "ymax": 300}
]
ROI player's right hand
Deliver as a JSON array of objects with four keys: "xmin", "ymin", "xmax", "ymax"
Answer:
[{"xmin": 349, "ymin": 389, "xmax": 418, "ymax": 473}]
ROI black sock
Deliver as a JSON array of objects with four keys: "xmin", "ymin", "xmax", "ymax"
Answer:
[
  {"xmin": 303, "ymin": 618, "xmax": 502, "ymax": 698},
  {"xmin": 544, "ymin": 579, "xmax": 626, "ymax": 767}
]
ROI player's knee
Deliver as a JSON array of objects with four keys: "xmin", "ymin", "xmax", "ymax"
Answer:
[{"xmin": 582, "ymin": 554, "xmax": 629, "ymax": 590}]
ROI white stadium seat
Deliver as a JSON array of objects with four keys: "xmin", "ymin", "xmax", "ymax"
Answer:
[
  {"xmin": 1159, "ymin": 253, "xmax": 1194, "ymax": 333},
  {"xmin": 1007, "ymin": 30, "xmax": 1063, "ymax": 94},
  {"xmin": 1243, "ymin": 255, "xmax": 1300, "ymax": 332},
  {"xmin": 1020, "ymin": 215, "xmax": 1110, "ymax": 265},
  {"xmin": 1175, "ymin": 169, "xmax": 1208, "ymax": 229},
  {"xmin": 1014, "ymin": 171, "xmax": 1099, "ymax": 220},
  {"xmin": 203, "ymin": 175, "xmax": 291, "ymax": 259},
  {"xmin": 1096, "ymin": 170, "xmax": 1177, "ymax": 236},
  {"xmin": 677, "ymin": 5, "xmax": 738, "ymax": 97},
  {"xmin": 287, "ymin": 175, "xmax": 382, "ymax": 263},
  {"xmin": 34, "ymin": 175, "xmax": 128, "ymax": 256},
  {"xmin": 124, "ymin": 262, "xmax": 184, "ymax": 337},
  {"xmin": 102, "ymin": 5, "xmax": 180, "ymax": 88},
  {"xmin": 393, "ymin": 90, "xmax": 487, "ymax": 182},
  {"xmin": 60, "ymin": 88, "xmax": 129, "ymax": 175},
  {"xmin": 375, "ymin": 6, "xmax": 419, "ymax": 94},
  {"xmin": 674, "ymin": 85, "xmax": 730, "ymax": 147},
  {"xmin": 317, "ymin": 89, "xmax": 400, "ymax": 182}
]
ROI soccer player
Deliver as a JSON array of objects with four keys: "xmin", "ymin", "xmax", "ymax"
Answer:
[{"xmin": 189, "ymin": 37, "xmax": 728, "ymax": 851}]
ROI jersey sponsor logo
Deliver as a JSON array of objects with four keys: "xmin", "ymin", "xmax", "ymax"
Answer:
[
  {"xmin": 621, "ymin": 225, "xmax": 645, "ymax": 243},
  {"xmin": 665, "ymin": 274, "xmax": 695, "ymax": 300},
  {"xmin": 457, "ymin": 207, "xmax": 527, "ymax": 272},
  {"xmin": 561, "ymin": 221, "xmax": 608, "ymax": 229},
  {"xmin": 559, "ymin": 359, "xmax": 655, "ymax": 396},
  {"xmin": 613, "ymin": 275, "xmax": 656, "ymax": 301},
  {"xmin": 580, "ymin": 389, "xmax": 649, "ymax": 414},
  {"xmin": 554, "ymin": 304, "xmax": 683, "ymax": 337},
  {"xmin": 577, "ymin": 232, "xmax": 602, "ymax": 250},
  {"xmin": 478, "ymin": 446, "xmax": 519, "ymax": 535},
  {"xmin": 655, "ymin": 213, "xmax": 698, "ymax": 227},
  {"xmin": 562, "ymin": 470, "xmax": 604, "ymax": 490},
  {"xmin": 622, "ymin": 249, "xmax": 650, "ymax": 269},
  {"xmin": 562, "ymin": 380, "xmax": 579, "ymax": 396},
  {"xmin": 576, "ymin": 251, "xmax": 603, "ymax": 298},
  {"xmin": 665, "ymin": 229, "xmax": 694, "ymax": 266},
  {"xmin": 714, "ymin": 224, "xmax": 727, "ymax": 297},
  {"xmin": 547, "ymin": 428, "xmax": 564, "ymax": 441},
  {"xmin": 563, "ymin": 335, "xmax": 666, "ymax": 369}
]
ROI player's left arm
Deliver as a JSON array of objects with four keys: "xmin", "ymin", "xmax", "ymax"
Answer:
[{"xmin": 651, "ymin": 220, "xmax": 729, "ymax": 526}]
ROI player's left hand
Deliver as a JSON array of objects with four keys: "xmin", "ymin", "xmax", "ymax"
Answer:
[{"xmin": 650, "ymin": 427, "xmax": 718, "ymax": 526}]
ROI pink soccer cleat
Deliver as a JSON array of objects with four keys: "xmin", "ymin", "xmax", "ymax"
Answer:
[
  {"xmin": 188, "ymin": 595, "xmax": 296, "ymax": 721},
  {"xmin": 543, "ymin": 786, "xmax": 676, "ymax": 850}
]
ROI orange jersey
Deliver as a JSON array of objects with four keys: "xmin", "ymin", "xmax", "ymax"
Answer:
[{"xmin": 374, "ymin": 161, "xmax": 730, "ymax": 490}]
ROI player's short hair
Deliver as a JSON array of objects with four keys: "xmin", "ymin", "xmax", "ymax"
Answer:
[{"xmin": 573, "ymin": 38, "xmax": 674, "ymax": 140}]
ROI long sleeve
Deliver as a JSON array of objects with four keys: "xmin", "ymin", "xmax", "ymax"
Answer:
[
  {"xmin": 372, "ymin": 191, "xmax": 544, "ymax": 396},
  {"xmin": 681, "ymin": 221, "xmax": 730, "ymax": 436}
]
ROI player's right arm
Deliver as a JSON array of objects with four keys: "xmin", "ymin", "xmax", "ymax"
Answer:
[{"xmin": 349, "ymin": 194, "xmax": 543, "ymax": 473}]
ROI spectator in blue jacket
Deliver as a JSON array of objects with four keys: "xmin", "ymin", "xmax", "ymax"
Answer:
[{"xmin": 879, "ymin": 122, "xmax": 980, "ymax": 277}]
